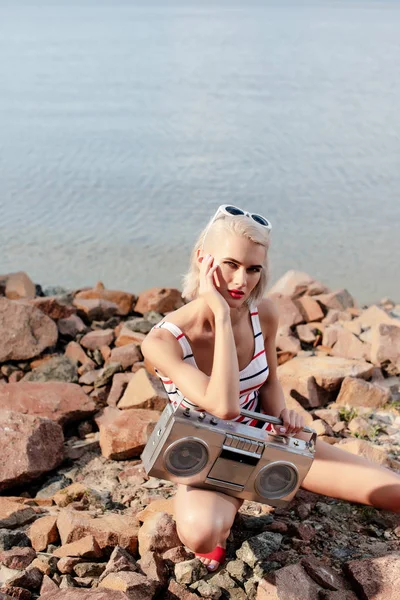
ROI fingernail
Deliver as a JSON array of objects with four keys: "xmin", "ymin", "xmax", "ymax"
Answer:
[
  {"xmin": 208, "ymin": 565, "xmax": 216, "ymax": 570},
  {"xmin": 279, "ymin": 427, "xmax": 286, "ymax": 433}
]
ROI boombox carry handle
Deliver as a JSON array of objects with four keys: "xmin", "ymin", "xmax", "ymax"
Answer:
[{"xmin": 240, "ymin": 408, "xmax": 315, "ymax": 435}]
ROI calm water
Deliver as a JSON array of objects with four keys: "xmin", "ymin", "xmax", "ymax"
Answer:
[{"xmin": 1, "ymin": 0, "xmax": 400, "ymax": 304}]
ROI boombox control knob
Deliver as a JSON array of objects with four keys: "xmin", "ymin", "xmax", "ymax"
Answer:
[
  {"xmin": 210, "ymin": 417, "xmax": 218, "ymax": 425},
  {"xmin": 183, "ymin": 408, "xmax": 191, "ymax": 417},
  {"xmin": 198, "ymin": 412, "xmax": 206, "ymax": 420}
]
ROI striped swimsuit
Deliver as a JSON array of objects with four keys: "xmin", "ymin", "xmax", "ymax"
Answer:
[{"xmin": 152, "ymin": 304, "xmax": 272, "ymax": 430}]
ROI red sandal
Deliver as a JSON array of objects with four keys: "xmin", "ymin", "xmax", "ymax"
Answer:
[{"xmin": 195, "ymin": 545, "xmax": 226, "ymax": 570}]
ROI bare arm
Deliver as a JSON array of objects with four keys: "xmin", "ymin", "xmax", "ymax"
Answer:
[
  {"xmin": 141, "ymin": 317, "xmax": 240, "ymax": 420},
  {"xmin": 258, "ymin": 298, "xmax": 305, "ymax": 435},
  {"xmin": 141, "ymin": 253, "xmax": 240, "ymax": 420}
]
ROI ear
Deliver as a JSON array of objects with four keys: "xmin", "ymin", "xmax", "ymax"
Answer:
[{"xmin": 196, "ymin": 248, "xmax": 204, "ymax": 264}]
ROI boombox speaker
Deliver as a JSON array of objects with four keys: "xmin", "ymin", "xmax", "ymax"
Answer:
[{"xmin": 141, "ymin": 404, "xmax": 316, "ymax": 507}]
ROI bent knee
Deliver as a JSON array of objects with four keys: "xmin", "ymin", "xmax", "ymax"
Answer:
[{"xmin": 176, "ymin": 516, "xmax": 223, "ymax": 553}]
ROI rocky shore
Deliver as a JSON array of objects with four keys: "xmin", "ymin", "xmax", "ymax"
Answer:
[{"xmin": 0, "ymin": 270, "xmax": 399, "ymax": 600}]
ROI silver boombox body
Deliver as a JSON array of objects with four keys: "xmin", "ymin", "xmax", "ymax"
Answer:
[{"xmin": 141, "ymin": 404, "xmax": 316, "ymax": 507}]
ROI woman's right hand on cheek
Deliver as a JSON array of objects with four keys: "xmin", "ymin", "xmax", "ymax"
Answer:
[{"xmin": 198, "ymin": 254, "xmax": 230, "ymax": 318}]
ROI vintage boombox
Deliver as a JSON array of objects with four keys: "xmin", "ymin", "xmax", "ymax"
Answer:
[{"xmin": 141, "ymin": 404, "xmax": 316, "ymax": 507}]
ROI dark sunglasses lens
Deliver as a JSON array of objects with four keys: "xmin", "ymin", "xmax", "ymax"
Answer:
[
  {"xmin": 252, "ymin": 214, "xmax": 270, "ymax": 227},
  {"xmin": 225, "ymin": 206, "xmax": 245, "ymax": 216}
]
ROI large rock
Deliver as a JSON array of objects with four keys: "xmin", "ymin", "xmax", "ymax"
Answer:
[
  {"xmin": 268, "ymin": 294, "xmax": 304, "ymax": 328},
  {"xmin": 313, "ymin": 289, "xmax": 355, "ymax": 311},
  {"xmin": 353, "ymin": 305, "xmax": 400, "ymax": 330},
  {"xmin": 0, "ymin": 382, "xmax": 96, "ymax": 426},
  {"xmin": 277, "ymin": 356, "xmax": 373, "ymax": 408},
  {"xmin": 97, "ymin": 407, "xmax": 160, "ymax": 460},
  {"xmin": 330, "ymin": 329, "xmax": 371, "ymax": 362},
  {"xmin": 4, "ymin": 272, "xmax": 35, "ymax": 300},
  {"xmin": 268, "ymin": 271, "xmax": 328, "ymax": 299},
  {"xmin": 99, "ymin": 570, "xmax": 160, "ymax": 599},
  {"xmin": 21, "ymin": 356, "xmax": 78, "ymax": 383},
  {"xmin": 75, "ymin": 282, "xmax": 135, "ymax": 316},
  {"xmin": 118, "ymin": 368, "xmax": 168, "ymax": 411},
  {"xmin": 0, "ymin": 298, "xmax": 58, "ymax": 361},
  {"xmin": 57, "ymin": 508, "xmax": 139, "ymax": 554},
  {"xmin": 134, "ymin": 288, "xmax": 184, "ymax": 315},
  {"xmin": 29, "ymin": 516, "xmax": 59, "ymax": 552},
  {"xmin": 26, "ymin": 297, "xmax": 76, "ymax": 320},
  {"xmin": 336, "ymin": 377, "xmax": 391, "ymax": 408},
  {"xmin": 345, "ymin": 553, "xmax": 400, "ymax": 600},
  {"xmin": 275, "ymin": 563, "xmax": 321, "ymax": 600},
  {"xmin": 138, "ymin": 512, "xmax": 180, "ymax": 556},
  {"xmin": 0, "ymin": 499, "xmax": 36, "ymax": 529},
  {"xmin": 371, "ymin": 323, "xmax": 400, "ymax": 372},
  {"xmin": 0, "ymin": 410, "xmax": 64, "ymax": 491}
]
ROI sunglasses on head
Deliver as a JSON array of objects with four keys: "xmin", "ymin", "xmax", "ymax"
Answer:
[
  {"xmin": 201, "ymin": 204, "xmax": 272, "ymax": 251},
  {"xmin": 213, "ymin": 205, "xmax": 272, "ymax": 229}
]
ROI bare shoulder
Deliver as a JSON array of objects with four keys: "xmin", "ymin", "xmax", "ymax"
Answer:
[
  {"xmin": 142, "ymin": 300, "xmax": 199, "ymax": 355},
  {"xmin": 257, "ymin": 297, "xmax": 279, "ymax": 338}
]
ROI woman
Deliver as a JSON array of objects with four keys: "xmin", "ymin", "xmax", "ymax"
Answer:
[{"xmin": 141, "ymin": 205, "xmax": 400, "ymax": 572}]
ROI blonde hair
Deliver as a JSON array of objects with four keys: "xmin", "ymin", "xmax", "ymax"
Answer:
[{"xmin": 182, "ymin": 213, "xmax": 271, "ymax": 307}]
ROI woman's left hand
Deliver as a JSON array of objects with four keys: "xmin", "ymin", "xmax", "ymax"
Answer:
[{"xmin": 274, "ymin": 408, "xmax": 305, "ymax": 436}]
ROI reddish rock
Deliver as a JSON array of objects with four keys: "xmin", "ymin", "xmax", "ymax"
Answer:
[
  {"xmin": 57, "ymin": 557, "xmax": 81, "ymax": 574},
  {"xmin": 136, "ymin": 498, "xmax": 175, "ymax": 522},
  {"xmin": 80, "ymin": 329, "xmax": 115, "ymax": 351},
  {"xmin": 269, "ymin": 294, "xmax": 304, "ymax": 328},
  {"xmin": 75, "ymin": 282, "xmax": 135, "ymax": 316},
  {"xmin": 138, "ymin": 512, "xmax": 180, "ymax": 556},
  {"xmin": 117, "ymin": 368, "xmax": 168, "ymax": 411},
  {"xmin": 39, "ymin": 574, "xmax": 60, "ymax": 594},
  {"xmin": 65, "ymin": 341, "xmax": 95, "ymax": 367},
  {"xmin": 165, "ymin": 579, "xmax": 199, "ymax": 600},
  {"xmin": 345, "ymin": 553, "xmax": 400, "ymax": 600},
  {"xmin": 314, "ymin": 289, "xmax": 355, "ymax": 311},
  {"xmin": 29, "ymin": 515, "xmax": 59, "ymax": 551},
  {"xmin": 0, "ymin": 410, "xmax": 64, "ymax": 491},
  {"xmin": 98, "ymin": 546, "xmax": 138, "ymax": 583},
  {"xmin": 5, "ymin": 272, "xmax": 36, "ymax": 300},
  {"xmin": 137, "ymin": 551, "xmax": 168, "ymax": 585},
  {"xmin": 256, "ymin": 578, "xmax": 279, "ymax": 600},
  {"xmin": 277, "ymin": 356, "xmax": 373, "ymax": 408},
  {"xmin": 353, "ymin": 305, "xmax": 399, "ymax": 330},
  {"xmin": 72, "ymin": 298, "xmax": 119, "ymax": 321},
  {"xmin": 330, "ymin": 329, "xmax": 371, "ymax": 362},
  {"xmin": 53, "ymin": 483, "xmax": 90, "ymax": 508},
  {"xmin": 0, "ymin": 298, "xmax": 58, "ymax": 362},
  {"xmin": 99, "ymin": 571, "xmax": 159, "ymax": 597},
  {"xmin": 115, "ymin": 326, "xmax": 146, "ymax": 347},
  {"xmin": 296, "ymin": 295, "xmax": 325, "ymax": 322},
  {"xmin": 134, "ymin": 287, "xmax": 184, "ymax": 315},
  {"xmin": 1, "ymin": 588, "xmax": 32, "ymax": 600},
  {"xmin": 107, "ymin": 343, "xmax": 142, "ymax": 370},
  {"xmin": 107, "ymin": 373, "xmax": 135, "ymax": 407},
  {"xmin": 0, "ymin": 498, "xmax": 36, "ymax": 528},
  {"xmin": 97, "ymin": 407, "xmax": 160, "ymax": 460},
  {"xmin": 53, "ymin": 535, "xmax": 102, "ymax": 559},
  {"xmin": 0, "ymin": 382, "xmax": 96, "ymax": 426},
  {"xmin": 371, "ymin": 323, "xmax": 400, "ymax": 372},
  {"xmin": 27, "ymin": 297, "xmax": 76, "ymax": 320},
  {"xmin": 0, "ymin": 548, "xmax": 36, "ymax": 570},
  {"xmin": 6, "ymin": 566, "xmax": 43, "ymax": 590},
  {"xmin": 268, "ymin": 271, "xmax": 328, "ymax": 299},
  {"xmin": 57, "ymin": 508, "xmax": 139, "ymax": 554},
  {"xmin": 57, "ymin": 314, "xmax": 87, "ymax": 338},
  {"xmin": 296, "ymin": 324, "xmax": 317, "ymax": 344},
  {"xmin": 276, "ymin": 326, "xmax": 301, "ymax": 354},
  {"xmin": 162, "ymin": 546, "xmax": 194, "ymax": 565},
  {"xmin": 275, "ymin": 563, "xmax": 320, "ymax": 599},
  {"xmin": 301, "ymin": 557, "xmax": 347, "ymax": 590}
]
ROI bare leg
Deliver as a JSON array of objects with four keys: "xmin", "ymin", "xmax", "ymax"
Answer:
[
  {"xmin": 299, "ymin": 435, "xmax": 400, "ymax": 512},
  {"xmin": 174, "ymin": 484, "xmax": 243, "ymax": 570}
]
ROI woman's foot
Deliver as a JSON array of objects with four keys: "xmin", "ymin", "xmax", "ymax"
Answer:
[{"xmin": 195, "ymin": 542, "xmax": 227, "ymax": 571}]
